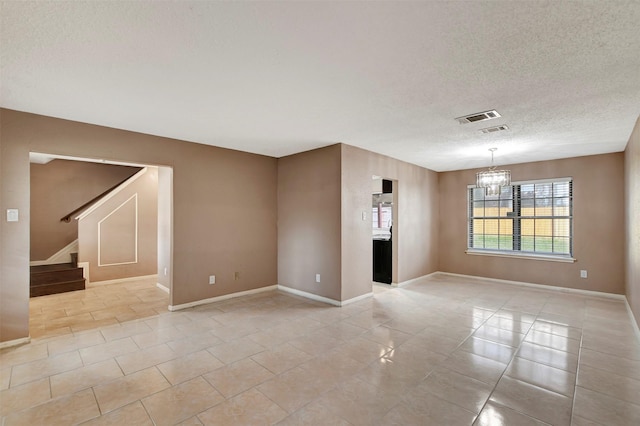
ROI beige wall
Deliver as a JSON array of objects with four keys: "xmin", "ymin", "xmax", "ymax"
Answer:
[
  {"xmin": 30, "ymin": 159, "xmax": 140, "ymax": 261},
  {"xmin": 341, "ymin": 145, "xmax": 440, "ymax": 300},
  {"xmin": 277, "ymin": 145, "xmax": 342, "ymax": 301},
  {"xmin": 78, "ymin": 167, "xmax": 158, "ymax": 283},
  {"xmin": 277, "ymin": 144, "xmax": 440, "ymax": 303},
  {"xmin": 625, "ymin": 116, "xmax": 640, "ymax": 326},
  {"xmin": 439, "ymin": 153, "xmax": 625, "ymax": 294},
  {"xmin": 0, "ymin": 109, "xmax": 277, "ymax": 343}
]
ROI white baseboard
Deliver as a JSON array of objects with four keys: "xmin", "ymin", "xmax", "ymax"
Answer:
[
  {"xmin": 156, "ymin": 283, "xmax": 170, "ymax": 293},
  {"xmin": 169, "ymin": 285, "xmax": 278, "ymax": 311},
  {"xmin": 87, "ymin": 274, "xmax": 158, "ymax": 288},
  {"xmin": 396, "ymin": 271, "xmax": 439, "ymax": 288},
  {"xmin": 277, "ymin": 285, "xmax": 341, "ymax": 306},
  {"xmin": 277, "ymin": 285, "xmax": 373, "ymax": 307},
  {"xmin": 435, "ymin": 272, "xmax": 626, "ymax": 300},
  {"xmin": 342, "ymin": 291, "xmax": 374, "ymax": 306},
  {"xmin": 78, "ymin": 262, "xmax": 90, "ymax": 284},
  {"xmin": 0, "ymin": 336, "xmax": 31, "ymax": 349}
]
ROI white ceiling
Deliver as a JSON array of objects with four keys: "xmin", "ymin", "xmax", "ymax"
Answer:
[{"xmin": 2, "ymin": 1, "xmax": 639, "ymax": 172}]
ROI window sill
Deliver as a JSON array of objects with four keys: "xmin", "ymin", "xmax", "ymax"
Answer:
[{"xmin": 465, "ymin": 249, "xmax": 576, "ymax": 263}]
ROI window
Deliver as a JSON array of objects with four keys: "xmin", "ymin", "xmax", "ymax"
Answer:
[{"xmin": 467, "ymin": 178, "xmax": 573, "ymax": 260}]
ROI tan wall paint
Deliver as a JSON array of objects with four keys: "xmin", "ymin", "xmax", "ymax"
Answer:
[
  {"xmin": 340, "ymin": 144, "xmax": 440, "ymax": 300},
  {"xmin": 0, "ymin": 109, "xmax": 277, "ymax": 343},
  {"xmin": 78, "ymin": 167, "xmax": 158, "ymax": 282},
  {"xmin": 439, "ymin": 153, "xmax": 625, "ymax": 294},
  {"xmin": 277, "ymin": 145, "xmax": 342, "ymax": 301},
  {"xmin": 157, "ymin": 167, "xmax": 173, "ymax": 290},
  {"xmin": 30, "ymin": 160, "xmax": 140, "ymax": 261},
  {"xmin": 625, "ymin": 116, "xmax": 640, "ymax": 326}
]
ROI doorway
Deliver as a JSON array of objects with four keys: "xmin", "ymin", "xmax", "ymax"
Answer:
[
  {"xmin": 372, "ymin": 177, "xmax": 397, "ymax": 285},
  {"xmin": 28, "ymin": 152, "xmax": 174, "ymax": 339}
]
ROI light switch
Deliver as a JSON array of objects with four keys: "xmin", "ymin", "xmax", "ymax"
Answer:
[
  {"xmin": 362, "ymin": 211, "xmax": 367, "ymax": 221},
  {"xmin": 6, "ymin": 209, "xmax": 19, "ymax": 222}
]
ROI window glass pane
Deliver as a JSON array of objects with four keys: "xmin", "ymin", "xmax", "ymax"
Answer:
[
  {"xmin": 499, "ymin": 200, "xmax": 513, "ymax": 216},
  {"xmin": 472, "ymin": 234, "xmax": 485, "ymax": 248},
  {"xmin": 473, "ymin": 201, "xmax": 485, "ymax": 217},
  {"xmin": 521, "ymin": 219, "xmax": 535, "ymax": 236},
  {"xmin": 521, "ymin": 184, "xmax": 535, "ymax": 198},
  {"xmin": 553, "ymin": 198, "xmax": 570, "ymax": 216},
  {"xmin": 553, "ymin": 182, "xmax": 570, "ymax": 197},
  {"xmin": 484, "ymin": 235, "xmax": 499, "ymax": 249},
  {"xmin": 485, "ymin": 200, "xmax": 499, "ymax": 213},
  {"xmin": 485, "ymin": 219, "xmax": 498, "ymax": 234},
  {"xmin": 500, "ymin": 186, "xmax": 513, "ymax": 199},
  {"xmin": 521, "ymin": 198, "xmax": 534, "ymax": 215},
  {"xmin": 535, "ymin": 219, "xmax": 553, "ymax": 236},
  {"xmin": 499, "ymin": 219, "xmax": 513, "ymax": 235},
  {"xmin": 498, "ymin": 234, "xmax": 512, "ymax": 250},
  {"xmin": 473, "ymin": 187, "xmax": 486, "ymax": 200},
  {"xmin": 553, "ymin": 237, "xmax": 570, "ymax": 254},
  {"xmin": 473, "ymin": 219, "xmax": 485, "ymax": 234},
  {"xmin": 521, "ymin": 236, "xmax": 534, "ymax": 251},
  {"xmin": 554, "ymin": 219, "xmax": 570, "ymax": 237},
  {"xmin": 535, "ymin": 183, "xmax": 553, "ymax": 198},
  {"xmin": 535, "ymin": 236, "xmax": 553, "ymax": 252},
  {"xmin": 535, "ymin": 198, "xmax": 552, "ymax": 215}
]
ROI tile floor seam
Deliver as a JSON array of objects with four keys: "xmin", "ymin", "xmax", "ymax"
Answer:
[
  {"xmin": 573, "ymin": 384, "xmax": 640, "ymax": 409},
  {"xmin": 570, "ymin": 332, "xmax": 585, "ymax": 425},
  {"xmin": 477, "ymin": 400, "xmax": 554, "ymax": 426},
  {"xmin": 472, "ymin": 303, "xmax": 545, "ymax": 424},
  {"xmin": 576, "ymin": 360, "xmax": 640, "ymax": 385},
  {"xmin": 578, "ymin": 344, "xmax": 640, "ymax": 362}
]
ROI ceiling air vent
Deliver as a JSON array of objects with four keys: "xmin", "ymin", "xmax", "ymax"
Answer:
[
  {"xmin": 479, "ymin": 124, "xmax": 509, "ymax": 134},
  {"xmin": 456, "ymin": 110, "xmax": 501, "ymax": 124}
]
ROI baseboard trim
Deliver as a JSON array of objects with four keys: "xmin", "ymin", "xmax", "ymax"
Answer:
[
  {"xmin": 435, "ymin": 272, "xmax": 626, "ymax": 300},
  {"xmin": 624, "ymin": 298, "xmax": 640, "ymax": 344},
  {"xmin": 396, "ymin": 271, "xmax": 439, "ymax": 288},
  {"xmin": 342, "ymin": 291, "xmax": 374, "ymax": 306},
  {"xmin": 277, "ymin": 285, "xmax": 341, "ymax": 306},
  {"xmin": 169, "ymin": 285, "xmax": 278, "ymax": 311},
  {"xmin": 156, "ymin": 283, "xmax": 170, "ymax": 294},
  {"xmin": 0, "ymin": 336, "xmax": 31, "ymax": 349},
  {"xmin": 87, "ymin": 274, "xmax": 158, "ymax": 288},
  {"xmin": 277, "ymin": 285, "xmax": 373, "ymax": 307},
  {"xmin": 78, "ymin": 262, "xmax": 90, "ymax": 284}
]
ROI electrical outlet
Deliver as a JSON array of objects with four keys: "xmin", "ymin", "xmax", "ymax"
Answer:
[
  {"xmin": 234, "ymin": 272, "xmax": 240, "ymax": 280},
  {"xmin": 315, "ymin": 274, "xmax": 321, "ymax": 283},
  {"xmin": 164, "ymin": 267, "xmax": 168, "ymax": 276},
  {"xmin": 209, "ymin": 275, "xmax": 216, "ymax": 284},
  {"xmin": 580, "ymin": 270, "xmax": 588, "ymax": 279},
  {"xmin": 361, "ymin": 211, "xmax": 367, "ymax": 221}
]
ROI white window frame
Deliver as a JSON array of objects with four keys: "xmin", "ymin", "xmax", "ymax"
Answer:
[{"xmin": 466, "ymin": 177, "xmax": 576, "ymax": 263}]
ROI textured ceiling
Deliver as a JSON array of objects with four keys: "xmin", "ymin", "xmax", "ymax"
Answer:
[{"xmin": 2, "ymin": 1, "xmax": 639, "ymax": 172}]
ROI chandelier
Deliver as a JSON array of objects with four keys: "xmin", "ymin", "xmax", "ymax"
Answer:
[{"xmin": 476, "ymin": 148, "xmax": 511, "ymax": 196}]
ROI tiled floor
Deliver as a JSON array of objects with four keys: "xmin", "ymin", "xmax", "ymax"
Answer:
[
  {"xmin": 28, "ymin": 278, "xmax": 170, "ymax": 339},
  {"xmin": 2, "ymin": 274, "xmax": 640, "ymax": 425}
]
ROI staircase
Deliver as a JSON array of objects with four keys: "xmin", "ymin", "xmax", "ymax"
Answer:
[{"xmin": 30, "ymin": 254, "xmax": 85, "ymax": 297}]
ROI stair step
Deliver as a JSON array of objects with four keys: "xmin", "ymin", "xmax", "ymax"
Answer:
[
  {"xmin": 30, "ymin": 263, "xmax": 76, "ymax": 273},
  {"xmin": 30, "ymin": 279, "xmax": 86, "ymax": 297},
  {"xmin": 31, "ymin": 267, "xmax": 84, "ymax": 286}
]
